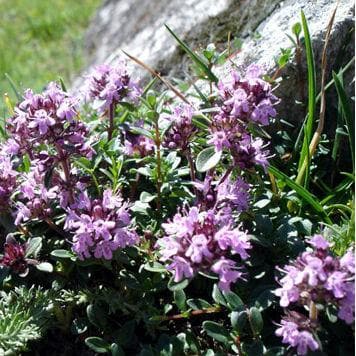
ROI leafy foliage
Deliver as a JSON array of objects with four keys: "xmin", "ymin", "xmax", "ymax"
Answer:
[{"xmin": 0, "ymin": 11, "xmax": 354, "ymax": 356}]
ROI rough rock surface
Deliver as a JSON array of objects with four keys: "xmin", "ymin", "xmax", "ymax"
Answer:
[{"xmin": 75, "ymin": 0, "xmax": 354, "ymax": 124}]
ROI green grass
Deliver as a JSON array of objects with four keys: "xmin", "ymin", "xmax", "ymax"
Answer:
[{"xmin": 0, "ymin": 0, "xmax": 100, "ymax": 114}]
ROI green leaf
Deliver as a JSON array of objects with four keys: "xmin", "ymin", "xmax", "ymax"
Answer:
[
  {"xmin": 146, "ymin": 90, "xmax": 157, "ymax": 108},
  {"xmin": 59, "ymin": 77, "xmax": 67, "ymax": 92},
  {"xmin": 51, "ymin": 249, "xmax": 73, "ymax": 259},
  {"xmin": 111, "ymin": 343, "xmax": 124, "ymax": 356},
  {"xmin": 268, "ymin": 165, "xmax": 332, "ymax": 224},
  {"xmin": 186, "ymin": 298, "xmax": 212, "ymax": 310},
  {"xmin": 230, "ymin": 310, "xmax": 248, "ymax": 334},
  {"xmin": 242, "ymin": 340, "xmax": 264, "ymax": 356},
  {"xmin": 4, "ymin": 73, "xmax": 21, "ymax": 101},
  {"xmin": 87, "ymin": 304, "xmax": 107, "ymax": 330},
  {"xmin": 212, "ymin": 284, "xmax": 227, "ymax": 306},
  {"xmin": 144, "ymin": 262, "xmax": 167, "ymax": 272},
  {"xmin": 140, "ymin": 191, "xmax": 157, "ymax": 203},
  {"xmin": 165, "ymin": 25, "xmax": 218, "ymax": 83},
  {"xmin": 85, "ymin": 337, "xmax": 111, "ymax": 353},
  {"xmin": 249, "ymin": 307, "xmax": 263, "ymax": 336},
  {"xmin": 196, "ymin": 147, "xmax": 222, "ymax": 172},
  {"xmin": 254, "ymin": 199, "xmax": 270, "ymax": 209},
  {"xmin": 25, "ymin": 237, "xmax": 42, "ymax": 258},
  {"xmin": 116, "ymin": 320, "xmax": 135, "ymax": 346},
  {"xmin": 292, "ymin": 22, "xmax": 302, "ymax": 37},
  {"xmin": 0, "ymin": 266, "xmax": 9, "ymax": 285},
  {"xmin": 36, "ymin": 262, "xmax": 53, "ymax": 273},
  {"xmin": 203, "ymin": 321, "xmax": 230, "ymax": 344},
  {"xmin": 326, "ymin": 304, "xmax": 338, "ymax": 323},
  {"xmin": 297, "ymin": 10, "xmax": 316, "ymax": 187},
  {"xmin": 174, "ymin": 290, "xmax": 187, "ymax": 311},
  {"xmin": 192, "ymin": 113, "xmax": 211, "ymax": 130},
  {"xmin": 129, "ymin": 125, "xmax": 154, "ymax": 139},
  {"xmin": 168, "ymin": 277, "xmax": 189, "ymax": 291},
  {"xmin": 223, "ymin": 291, "xmax": 244, "ymax": 311},
  {"xmin": 71, "ymin": 318, "xmax": 88, "ymax": 335}
]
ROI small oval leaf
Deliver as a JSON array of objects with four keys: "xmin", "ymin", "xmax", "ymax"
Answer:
[
  {"xmin": 249, "ymin": 307, "xmax": 264, "ymax": 335},
  {"xmin": 203, "ymin": 321, "xmax": 230, "ymax": 344},
  {"xmin": 85, "ymin": 337, "xmax": 111, "ymax": 353},
  {"xmin": 196, "ymin": 147, "xmax": 222, "ymax": 172},
  {"xmin": 36, "ymin": 262, "xmax": 53, "ymax": 273}
]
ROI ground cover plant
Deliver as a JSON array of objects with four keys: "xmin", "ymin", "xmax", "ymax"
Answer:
[{"xmin": 0, "ymin": 9, "xmax": 354, "ymax": 356}]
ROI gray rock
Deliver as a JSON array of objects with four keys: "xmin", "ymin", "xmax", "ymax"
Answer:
[
  {"xmin": 74, "ymin": 0, "xmax": 282, "ymax": 87},
  {"xmin": 74, "ymin": 0, "xmax": 354, "ymax": 125}
]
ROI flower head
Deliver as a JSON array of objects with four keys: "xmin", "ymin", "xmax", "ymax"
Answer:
[
  {"xmin": 156, "ymin": 206, "xmax": 251, "ymax": 291},
  {"xmin": 64, "ymin": 189, "xmax": 138, "ymax": 260},
  {"xmin": 84, "ymin": 61, "xmax": 141, "ymax": 112}
]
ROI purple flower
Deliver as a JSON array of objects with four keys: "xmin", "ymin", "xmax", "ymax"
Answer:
[
  {"xmin": 211, "ymin": 258, "xmax": 243, "ymax": 292},
  {"xmin": 251, "ymin": 99, "xmax": 277, "ymax": 125},
  {"xmin": 84, "ymin": 61, "xmax": 141, "ymax": 112},
  {"xmin": 64, "ymin": 189, "xmax": 138, "ymax": 260},
  {"xmin": 216, "ymin": 176, "xmax": 250, "ymax": 212},
  {"xmin": 167, "ymin": 256, "xmax": 194, "ymax": 282},
  {"xmin": 162, "ymin": 105, "xmax": 196, "ymax": 151},
  {"xmin": 340, "ymin": 249, "xmax": 355, "ymax": 273},
  {"xmin": 275, "ymin": 320, "xmax": 300, "ymax": 345},
  {"xmin": 57, "ymin": 98, "xmax": 78, "ymax": 120},
  {"xmin": 208, "ymin": 65, "xmax": 277, "ymax": 171},
  {"xmin": 275, "ymin": 319, "xmax": 319, "ymax": 355},
  {"xmin": 155, "ymin": 237, "xmax": 182, "ymax": 261},
  {"xmin": 308, "ymin": 234, "xmax": 330, "ymax": 250},
  {"xmin": 0, "ymin": 240, "xmax": 28, "ymax": 275},
  {"xmin": 28, "ymin": 109, "xmax": 56, "ymax": 135},
  {"xmin": 214, "ymin": 225, "xmax": 251, "ymax": 259},
  {"xmin": 7, "ymin": 82, "xmax": 93, "ymax": 160},
  {"xmin": 295, "ymin": 331, "xmax": 319, "ymax": 355},
  {"xmin": 156, "ymin": 206, "xmax": 251, "ymax": 290},
  {"xmin": 338, "ymin": 282, "xmax": 355, "ymax": 324},
  {"xmin": 275, "ymin": 234, "xmax": 355, "ymax": 328},
  {"xmin": 0, "ymin": 150, "xmax": 17, "ymax": 210},
  {"xmin": 185, "ymin": 234, "xmax": 213, "ymax": 263},
  {"xmin": 275, "ymin": 266, "xmax": 300, "ymax": 307},
  {"xmin": 207, "ymin": 131, "xmax": 231, "ymax": 152},
  {"xmin": 325, "ymin": 271, "xmax": 348, "ymax": 298}
]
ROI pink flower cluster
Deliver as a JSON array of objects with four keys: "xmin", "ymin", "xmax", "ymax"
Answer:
[
  {"xmin": 84, "ymin": 61, "xmax": 141, "ymax": 113},
  {"xmin": 194, "ymin": 174, "xmax": 250, "ymax": 214},
  {"xmin": 275, "ymin": 234, "xmax": 355, "ymax": 354},
  {"xmin": 0, "ymin": 83, "xmax": 94, "ymax": 221},
  {"xmin": 162, "ymin": 105, "xmax": 197, "ymax": 151},
  {"xmin": 275, "ymin": 318, "xmax": 318, "ymax": 356},
  {"xmin": 0, "ymin": 148, "xmax": 17, "ymax": 210},
  {"xmin": 0, "ymin": 238, "xmax": 28, "ymax": 275},
  {"xmin": 64, "ymin": 189, "xmax": 139, "ymax": 260},
  {"xmin": 156, "ymin": 206, "xmax": 251, "ymax": 291},
  {"xmin": 209, "ymin": 65, "xmax": 278, "ymax": 171},
  {"xmin": 7, "ymin": 82, "xmax": 93, "ymax": 159}
]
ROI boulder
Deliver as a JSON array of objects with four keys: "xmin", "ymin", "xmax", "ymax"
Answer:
[{"xmin": 75, "ymin": 0, "xmax": 354, "ymax": 125}]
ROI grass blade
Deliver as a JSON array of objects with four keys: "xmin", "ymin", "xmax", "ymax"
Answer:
[
  {"xmin": 269, "ymin": 165, "xmax": 332, "ymax": 224},
  {"xmin": 4, "ymin": 73, "xmax": 22, "ymax": 101},
  {"xmin": 332, "ymin": 71, "xmax": 354, "ymax": 171},
  {"xmin": 295, "ymin": 7, "xmax": 337, "ymax": 190},
  {"xmin": 296, "ymin": 10, "xmax": 316, "ymax": 187},
  {"xmin": 293, "ymin": 57, "xmax": 355, "ymax": 153},
  {"xmin": 165, "ymin": 24, "xmax": 218, "ymax": 83}
]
